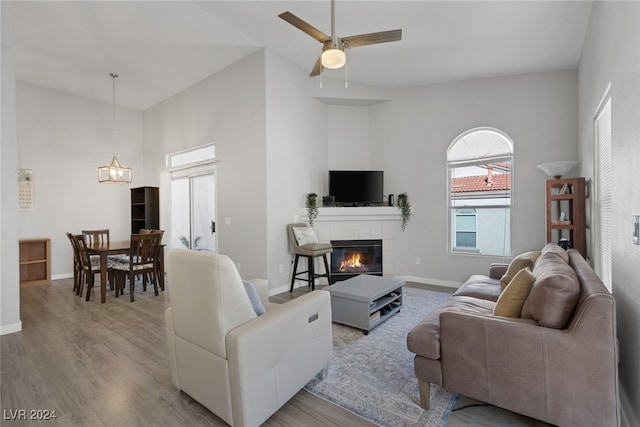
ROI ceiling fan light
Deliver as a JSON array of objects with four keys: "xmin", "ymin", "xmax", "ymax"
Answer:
[{"xmin": 321, "ymin": 48, "xmax": 345, "ymax": 69}]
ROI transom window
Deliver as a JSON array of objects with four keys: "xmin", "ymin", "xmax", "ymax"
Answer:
[
  {"xmin": 448, "ymin": 128, "xmax": 513, "ymax": 256},
  {"xmin": 166, "ymin": 143, "xmax": 215, "ymax": 169}
]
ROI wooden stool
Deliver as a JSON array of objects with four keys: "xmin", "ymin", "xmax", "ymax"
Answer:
[{"xmin": 287, "ymin": 223, "xmax": 332, "ymax": 291}]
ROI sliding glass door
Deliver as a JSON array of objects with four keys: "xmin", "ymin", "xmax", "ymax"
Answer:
[{"xmin": 171, "ymin": 172, "xmax": 216, "ymax": 252}]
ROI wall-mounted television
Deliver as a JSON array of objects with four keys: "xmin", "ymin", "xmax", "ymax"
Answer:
[{"xmin": 329, "ymin": 170, "xmax": 384, "ymax": 206}]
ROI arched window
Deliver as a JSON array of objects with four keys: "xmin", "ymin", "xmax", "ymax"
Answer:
[{"xmin": 448, "ymin": 128, "xmax": 513, "ymax": 256}]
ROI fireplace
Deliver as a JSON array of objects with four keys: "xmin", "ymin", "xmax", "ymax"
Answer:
[{"xmin": 330, "ymin": 239, "xmax": 383, "ymax": 283}]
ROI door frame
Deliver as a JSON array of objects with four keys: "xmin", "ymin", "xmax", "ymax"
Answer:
[{"xmin": 163, "ymin": 159, "xmax": 219, "ymax": 253}]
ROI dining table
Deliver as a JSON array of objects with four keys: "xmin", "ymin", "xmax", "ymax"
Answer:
[
  {"xmin": 86, "ymin": 240, "xmax": 130, "ymax": 303},
  {"xmin": 86, "ymin": 239, "xmax": 166, "ymax": 303}
]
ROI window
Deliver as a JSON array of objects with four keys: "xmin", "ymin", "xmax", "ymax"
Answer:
[
  {"xmin": 166, "ymin": 143, "xmax": 215, "ymax": 169},
  {"xmin": 455, "ymin": 209, "xmax": 477, "ymax": 249},
  {"xmin": 448, "ymin": 128, "xmax": 513, "ymax": 256}
]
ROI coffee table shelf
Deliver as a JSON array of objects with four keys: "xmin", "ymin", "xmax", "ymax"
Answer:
[{"xmin": 327, "ymin": 275, "xmax": 404, "ymax": 334}]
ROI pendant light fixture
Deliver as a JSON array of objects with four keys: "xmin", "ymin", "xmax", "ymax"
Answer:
[{"xmin": 98, "ymin": 73, "xmax": 132, "ymax": 184}]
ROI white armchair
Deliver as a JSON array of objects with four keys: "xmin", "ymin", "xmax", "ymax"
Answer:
[{"xmin": 165, "ymin": 249, "xmax": 333, "ymax": 427}]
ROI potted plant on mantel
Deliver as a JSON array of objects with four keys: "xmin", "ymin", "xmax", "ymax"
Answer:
[
  {"xmin": 397, "ymin": 193, "xmax": 411, "ymax": 231},
  {"xmin": 306, "ymin": 193, "xmax": 319, "ymax": 227}
]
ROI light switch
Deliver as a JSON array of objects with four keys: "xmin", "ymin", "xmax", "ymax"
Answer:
[{"xmin": 633, "ymin": 215, "xmax": 639, "ymax": 245}]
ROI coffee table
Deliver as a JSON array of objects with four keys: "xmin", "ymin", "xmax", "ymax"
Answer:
[{"xmin": 326, "ymin": 274, "xmax": 404, "ymax": 334}]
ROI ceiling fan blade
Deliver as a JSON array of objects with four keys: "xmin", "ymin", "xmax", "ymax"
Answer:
[
  {"xmin": 341, "ymin": 29, "xmax": 402, "ymax": 49},
  {"xmin": 310, "ymin": 57, "xmax": 323, "ymax": 76},
  {"xmin": 279, "ymin": 11, "xmax": 331, "ymax": 43}
]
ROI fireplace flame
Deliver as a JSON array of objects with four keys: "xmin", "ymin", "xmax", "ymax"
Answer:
[{"xmin": 339, "ymin": 252, "xmax": 369, "ymax": 272}]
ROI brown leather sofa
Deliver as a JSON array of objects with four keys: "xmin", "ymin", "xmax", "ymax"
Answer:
[{"xmin": 407, "ymin": 244, "xmax": 619, "ymax": 427}]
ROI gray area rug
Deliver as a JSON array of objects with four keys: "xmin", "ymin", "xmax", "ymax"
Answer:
[{"xmin": 305, "ymin": 286, "xmax": 458, "ymax": 427}]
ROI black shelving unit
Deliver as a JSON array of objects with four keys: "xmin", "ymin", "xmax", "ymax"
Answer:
[{"xmin": 131, "ymin": 186, "xmax": 159, "ymax": 233}]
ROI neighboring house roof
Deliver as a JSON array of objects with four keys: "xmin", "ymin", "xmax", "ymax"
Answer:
[{"xmin": 452, "ymin": 173, "xmax": 511, "ymax": 193}]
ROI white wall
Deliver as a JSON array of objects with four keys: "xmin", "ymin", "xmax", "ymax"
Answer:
[
  {"xmin": 328, "ymin": 105, "xmax": 371, "ymax": 170},
  {"xmin": 143, "ymin": 51, "xmax": 268, "ymax": 282},
  {"xmin": 368, "ymin": 70, "xmax": 579, "ymax": 283},
  {"xmin": 143, "ymin": 49, "xmax": 331, "ymax": 290},
  {"xmin": 578, "ymin": 2, "xmax": 640, "ymax": 426},
  {"xmin": 1, "ymin": 1, "xmax": 21, "ymax": 334},
  {"xmin": 16, "ymin": 83, "xmax": 143, "ymax": 278},
  {"xmin": 264, "ymin": 50, "xmax": 328, "ymax": 290}
]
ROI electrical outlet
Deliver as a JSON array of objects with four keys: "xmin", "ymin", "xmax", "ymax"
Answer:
[
  {"xmin": 415, "ymin": 257, "xmax": 421, "ymax": 265},
  {"xmin": 279, "ymin": 264, "xmax": 284, "ymax": 273},
  {"xmin": 224, "ymin": 217, "xmax": 231, "ymax": 225}
]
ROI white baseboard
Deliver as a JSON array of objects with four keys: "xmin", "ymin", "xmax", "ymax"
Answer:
[
  {"xmin": 52, "ymin": 273, "xmax": 73, "ymax": 280},
  {"xmin": 620, "ymin": 384, "xmax": 639, "ymax": 427},
  {"xmin": 0, "ymin": 321, "xmax": 22, "ymax": 335},
  {"xmin": 270, "ymin": 283, "xmax": 290, "ymax": 296}
]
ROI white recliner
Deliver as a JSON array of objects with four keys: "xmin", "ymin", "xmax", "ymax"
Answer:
[{"xmin": 165, "ymin": 249, "xmax": 333, "ymax": 427}]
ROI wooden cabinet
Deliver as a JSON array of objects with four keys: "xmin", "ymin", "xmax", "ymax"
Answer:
[
  {"xmin": 131, "ymin": 186, "xmax": 159, "ymax": 234},
  {"xmin": 19, "ymin": 238, "xmax": 51, "ymax": 285},
  {"xmin": 545, "ymin": 178, "xmax": 586, "ymax": 257}
]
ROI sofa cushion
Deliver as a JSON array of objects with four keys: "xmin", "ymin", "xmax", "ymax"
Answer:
[
  {"xmin": 500, "ymin": 251, "xmax": 542, "ymax": 289},
  {"xmin": 539, "ymin": 242, "xmax": 569, "ymax": 264},
  {"xmin": 493, "ymin": 267, "xmax": 535, "ymax": 318},
  {"xmin": 407, "ymin": 296, "xmax": 495, "ymax": 359},
  {"xmin": 522, "ymin": 252, "xmax": 580, "ymax": 329},
  {"xmin": 452, "ymin": 275, "xmax": 502, "ymax": 302}
]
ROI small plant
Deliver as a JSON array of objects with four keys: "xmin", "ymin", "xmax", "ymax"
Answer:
[
  {"xmin": 306, "ymin": 193, "xmax": 319, "ymax": 227},
  {"xmin": 397, "ymin": 193, "xmax": 411, "ymax": 231},
  {"xmin": 179, "ymin": 235, "xmax": 202, "ymax": 250}
]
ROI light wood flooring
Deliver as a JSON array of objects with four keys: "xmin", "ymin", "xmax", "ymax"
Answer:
[{"xmin": 1, "ymin": 278, "xmax": 550, "ymax": 426}]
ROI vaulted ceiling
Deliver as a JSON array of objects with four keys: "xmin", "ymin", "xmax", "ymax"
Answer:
[{"xmin": 12, "ymin": 1, "xmax": 593, "ymax": 111}]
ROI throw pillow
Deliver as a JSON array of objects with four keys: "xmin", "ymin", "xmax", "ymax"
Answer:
[
  {"xmin": 522, "ymin": 254, "xmax": 580, "ymax": 329},
  {"xmin": 493, "ymin": 267, "xmax": 536, "ymax": 318},
  {"xmin": 243, "ymin": 280, "xmax": 266, "ymax": 316},
  {"xmin": 293, "ymin": 226, "xmax": 318, "ymax": 246},
  {"xmin": 540, "ymin": 243, "xmax": 569, "ymax": 263},
  {"xmin": 500, "ymin": 251, "xmax": 541, "ymax": 290}
]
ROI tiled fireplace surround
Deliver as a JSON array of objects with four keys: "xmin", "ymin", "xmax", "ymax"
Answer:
[{"xmin": 294, "ymin": 207, "xmax": 403, "ymax": 286}]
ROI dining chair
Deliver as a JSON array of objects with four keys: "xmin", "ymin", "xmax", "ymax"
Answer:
[
  {"xmin": 73, "ymin": 234, "xmax": 103, "ymax": 301},
  {"xmin": 111, "ymin": 233, "xmax": 160, "ymax": 302},
  {"xmin": 82, "ymin": 229, "xmax": 119, "ymax": 290},
  {"xmin": 139, "ymin": 229, "xmax": 165, "ymax": 291},
  {"xmin": 81, "ymin": 229, "xmax": 110, "ymax": 245},
  {"xmin": 139, "ymin": 228, "xmax": 163, "ymax": 237},
  {"xmin": 66, "ymin": 232, "xmax": 82, "ymax": 294}
]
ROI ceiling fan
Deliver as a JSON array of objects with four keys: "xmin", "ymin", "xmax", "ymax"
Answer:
[{"xmin": 279, "ymin": 0, "xmax": 402, "ymax": 76}]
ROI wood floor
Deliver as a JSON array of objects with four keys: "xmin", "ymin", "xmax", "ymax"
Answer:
[{"xmin": 1, "ymin": 279, "xmax": 550, "ymax": 427}]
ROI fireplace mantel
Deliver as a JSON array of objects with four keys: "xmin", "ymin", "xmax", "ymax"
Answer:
[
  {"xmin": 294, "ymin": 206, "xmax": 403, "ymax": 277},
  {"xmin": 295, "ymin": 206, "xmax": 402, "ymax": 223}
]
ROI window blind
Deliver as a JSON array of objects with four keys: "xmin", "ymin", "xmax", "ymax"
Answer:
[{"xmin": 595, "ymin": 96, "xmax": 612, "ymax": 291}]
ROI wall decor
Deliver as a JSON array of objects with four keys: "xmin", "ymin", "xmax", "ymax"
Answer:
[{"xmin": 18, "ymin": 168, "xmax": 34, "ymax": 210}]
